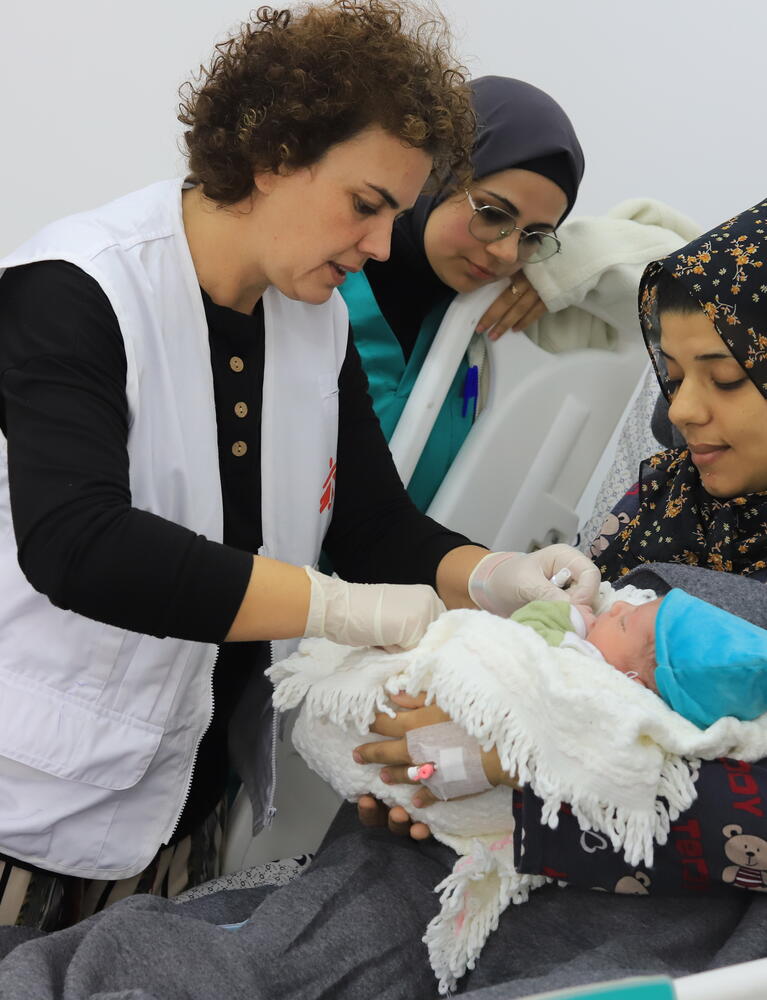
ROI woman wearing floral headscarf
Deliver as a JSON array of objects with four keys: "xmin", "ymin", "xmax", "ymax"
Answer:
[
  {"xmin": 594, "ymin": 196, "xmax": 767, "ymax": 582},
  {"xmin": 501, "ymin": 200, "xmax": 767, "ymax": 913},
  {"xmin": 342, "ymin": 200, "xmax": 767, "ymax": 994}
]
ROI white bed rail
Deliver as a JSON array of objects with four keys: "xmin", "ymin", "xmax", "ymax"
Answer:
[
  {"xmin": 388, "ymin": 280, "xmax": 507, "ymax": 485},
  {"xmin": 389, "ymin": 281, "xmax": 648, "ymax": 551},
  {"xmin": 520, "ymin": 957, "xmax": 767, "ymax": 998},
  {"xmin": 675, "ymin": 956, "xmax": 767, "ymax": 1000}
]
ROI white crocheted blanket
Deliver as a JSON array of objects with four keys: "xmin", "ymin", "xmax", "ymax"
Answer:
[{"xmin": 268, "ymin": 596, "xmax": 767, "ymax": 994}]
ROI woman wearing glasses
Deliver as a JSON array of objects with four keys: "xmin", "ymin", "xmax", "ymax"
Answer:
[{"xmin": 341, "ymin": 75, "xmax": 583, "ymax": 511}]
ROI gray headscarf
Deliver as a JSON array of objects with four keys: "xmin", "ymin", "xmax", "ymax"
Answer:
[{"xmin": 364, "ymin": 76, "xmax": 585, "ymax": 354}]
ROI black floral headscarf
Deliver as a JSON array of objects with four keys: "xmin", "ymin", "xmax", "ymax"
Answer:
[{"xmin": 595, "ymin": 197, "xmax": 767, "ymax": 580}]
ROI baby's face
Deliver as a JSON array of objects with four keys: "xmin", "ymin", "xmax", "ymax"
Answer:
[{"xmin": 586, "ymin": 598, "xmax": 663, "ymax": 689}]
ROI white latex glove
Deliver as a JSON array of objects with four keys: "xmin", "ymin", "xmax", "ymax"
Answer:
[
  {"xmin": 468, "ymin": 544, "xmax": 601, "ymax": 617},
  {"xmin": 303, "ymin": 566, "xmax": 446, "ymax": 650}
]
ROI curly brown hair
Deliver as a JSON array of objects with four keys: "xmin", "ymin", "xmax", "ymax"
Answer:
[{"xmin": 178, "ymin": 0, "xmax": 474, "ymax": 205}]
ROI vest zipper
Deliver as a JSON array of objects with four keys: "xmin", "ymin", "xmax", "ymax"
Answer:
[
  {"xmin": 165, "ymin": 644, "xmax": 218, "ymax": 843},
  {"xmin": 263, "ymin": 640, "xmax": 279, "ymax": 827}
]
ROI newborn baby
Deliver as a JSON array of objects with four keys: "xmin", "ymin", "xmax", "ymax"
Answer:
[
  {"xmin": 513, "ymin": 589, "xmax": 767, "ymax": 729},
  {"xmin": 270, "ymin": 585, "xmax": 767, "ymax": 994}
]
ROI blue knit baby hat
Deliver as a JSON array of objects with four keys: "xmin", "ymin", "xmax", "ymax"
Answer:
[{"xmin": 654, "ymin": 589, "xmax": 767, "ymax": 729}]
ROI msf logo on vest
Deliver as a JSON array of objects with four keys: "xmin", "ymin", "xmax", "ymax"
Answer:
[{"xmin": 320, "ymin": 457, "xmax": 337, "ymax": 513}]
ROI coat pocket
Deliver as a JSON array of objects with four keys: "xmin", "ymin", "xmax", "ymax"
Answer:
[{"xmin": 0, "ymin": 666, "xmax": 162, "ymax": 790}]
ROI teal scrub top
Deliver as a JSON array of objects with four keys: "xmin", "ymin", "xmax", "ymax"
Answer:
[{"xmin": 341, "ymin": 269, "xmax": 475, "ymax": 512}]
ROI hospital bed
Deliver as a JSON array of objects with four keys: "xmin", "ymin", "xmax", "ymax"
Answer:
[{"xmin": 220, "ymin": 281, "xmax": 765, "ymax": 1000}]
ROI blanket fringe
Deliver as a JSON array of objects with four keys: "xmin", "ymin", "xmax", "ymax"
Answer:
[
  {"xmin": 271, "ymin": 660, "xmax": 394, "ymax": 733},
  {"xmin": 424, "ymin": 838, "xmax": 545, "ymax": 995},
  {"xmin": 302, "ymin": 682, "xmax": 392, "ymax": 733},
  {"xmin": 406, "ymin": 638, "xmax": 704, "ymax": 870}
]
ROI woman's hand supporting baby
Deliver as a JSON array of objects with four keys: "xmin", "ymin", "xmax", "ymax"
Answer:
[{"xmin": 354, "ymin": 693, "xmax": 518, "ymax": 838}]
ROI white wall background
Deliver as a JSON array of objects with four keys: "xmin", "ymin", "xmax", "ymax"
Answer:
[{"xmin": 1, "ymin": 0, "xmax": 766, "ymax": 254}]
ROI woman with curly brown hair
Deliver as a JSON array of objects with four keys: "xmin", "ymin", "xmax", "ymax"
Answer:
[{"xmin": 0, "ymin": 0, "xmax": 599, "ymax": 930}]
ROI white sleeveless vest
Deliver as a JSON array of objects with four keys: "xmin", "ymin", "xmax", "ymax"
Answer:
[{"xmin": 0, "ymin": 179, "xmax": 348, "ymax": 877}]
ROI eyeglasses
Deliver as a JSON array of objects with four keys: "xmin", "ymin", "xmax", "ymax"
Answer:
[{"xmin": 464, "ymin": 190, "xmax": 561, "ymax": 263}]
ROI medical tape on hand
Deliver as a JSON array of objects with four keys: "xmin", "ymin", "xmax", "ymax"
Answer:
[{"xmin": 405, "ymin": 722, "xmax": 492, "ymax": 801}]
